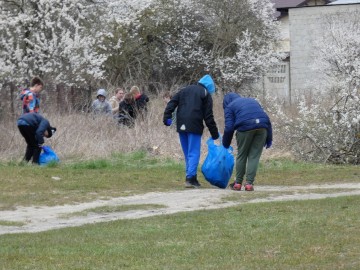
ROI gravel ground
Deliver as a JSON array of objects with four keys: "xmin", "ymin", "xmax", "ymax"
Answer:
[{"xmin": 1, "ymin": 183, "xmax": 360, "ymax": 235}]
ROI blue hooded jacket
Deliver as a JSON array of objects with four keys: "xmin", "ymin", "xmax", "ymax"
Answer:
[
  {"xmin": 198, "ymin": 75, "xmax": 215, "ymax": 94},
  {"xmin": 222, "ymin": 93, "xmax": 272, "ymax": 148}
]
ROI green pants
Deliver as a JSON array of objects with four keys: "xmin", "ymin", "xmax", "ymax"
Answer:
[{"xmin": 235, "ymin": 129, "xmax": 267, "ymax": 185}]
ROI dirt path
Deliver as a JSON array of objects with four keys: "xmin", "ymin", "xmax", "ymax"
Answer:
[{"xmin": 1, "ymin": 183, "xmax": 360, "ymax": 235}]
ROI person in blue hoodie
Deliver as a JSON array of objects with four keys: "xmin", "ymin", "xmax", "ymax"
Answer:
[
  {"xmin": 163, "ymin": 74, "xmax": 219, "ymax": 188},
  {"xmin": 17, "ymin": 112, "xmax": 56, "ymax": 164},
  {"xmin": 222, "ymin": 93, "xmax": 272, "ymax": 191}
]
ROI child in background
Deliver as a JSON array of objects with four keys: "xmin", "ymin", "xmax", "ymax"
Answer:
[
  {"xmin": 20, "ymin": 76, "xmax": 44, "ymax": 114},
  {"xmin": 91, "ymin": 89, "xmax": 112, "ymax": 115},
  {"xmin": 109, "ymin": 88, "xmax": 125, "ymax": 115},
  {"xmin": 118, "ymin": 93, "xmax": 136, "ymax": 127},
  {"xmin": 130, "ymin": 86, "xmax": 149, "ymax": 118}
]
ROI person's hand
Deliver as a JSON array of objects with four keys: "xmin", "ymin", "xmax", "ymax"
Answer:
[
  {"xmin": 222, "ymin": 140, "xmax": 230, "ymax": 149},
  {"xmin": 265, "ymin": 141, "xmax": 272, "ymax": 149},
  {"xmin": 212, "ymin": 133, "xmax": 219, "ymax": 141},
  {"xmin": 165, "ymin": 119, "xmax": 172, "ymax": 126}
]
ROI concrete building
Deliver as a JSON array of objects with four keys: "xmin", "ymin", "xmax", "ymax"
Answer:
[
  {"xmin": 265, "ymin": 0, "xmax": 360, "ymax": 102},
  {"xmin": 265, "ymin": 0, "xmax": 331, "ymax": 102},
  {"xmin": 289, "ymin": 2, "xmax": 360, "ymax": 93}
]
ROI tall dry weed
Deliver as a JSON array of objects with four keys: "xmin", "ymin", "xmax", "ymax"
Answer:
[{"xmin": 0, "ymin": 94, "xmax": 285, "ymax": 163}]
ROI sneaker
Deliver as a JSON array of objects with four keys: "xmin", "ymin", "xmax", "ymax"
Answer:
[
  {"xmin": 229, "ymin": 181, "xmax": 242, "ymax": 191},
  {"xmin": 185, "ymin": 177, "xmax": 201, "ymax": 188},
  {"xmin": 185, "ymin": 180, "xmax": 194, "ymax": 188},
  {"xmin": 192, "ymin": 179, "xmax": 201, "ymax": 188},
  {"xmin": 244, "ymin": 184, "xmax": 254, "ymax": 191}
]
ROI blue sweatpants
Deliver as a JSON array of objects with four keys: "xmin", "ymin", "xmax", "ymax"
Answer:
[{"xmin": 179, "ymin": 132, "xmax": 202, "ymax": 179}]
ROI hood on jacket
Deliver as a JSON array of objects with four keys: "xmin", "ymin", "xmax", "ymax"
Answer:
[
  {"xmin": 198, "ymin": 75, "xmax": 215, "ymax": 94},
  {"xmin": 97, "ymin": 89, "xmax": 107, "ymax": 98},
  {"xmin": 223, "ymin": 92, "xmax": 241, "ymax": 109}
]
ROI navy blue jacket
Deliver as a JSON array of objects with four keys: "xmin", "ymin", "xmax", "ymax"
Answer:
[
  {"xmin": 17, "ymin": 113, "xmax": 51, "ymax": 145},
  {"xmin": 163, "ymin": 84, "xmax": 218, "ymax": 139},
  {"xmin": 222, "ymin": 93, "xmax": 272, "ymax": 148}
]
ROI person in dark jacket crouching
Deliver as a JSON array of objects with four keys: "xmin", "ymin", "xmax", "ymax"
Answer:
[
  {"xmin": 222, "ymin": 93, "xmax": 272, "ymax": 191},
  {"xmin": 163, "ymin": 74, "xmax": 219, "ymax": 188},
  {"xmin": 17, "ymin": 112, "xmax": 56, "ymax": 164}
]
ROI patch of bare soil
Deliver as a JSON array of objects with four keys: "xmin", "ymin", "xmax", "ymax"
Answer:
[{"xmin": 1, "ymin": 183, "xmax": 360, "ymax": 235}]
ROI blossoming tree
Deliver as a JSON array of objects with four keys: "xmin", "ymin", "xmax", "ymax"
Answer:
[
  {"xmin": 0, "ymin": 0, "xmax": 107, "ymax": 86},
  {"xmin": 274, "ymin": 11, "xmax": 360, "ymax": 164}
]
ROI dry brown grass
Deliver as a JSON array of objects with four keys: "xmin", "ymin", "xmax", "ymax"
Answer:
[{"xmin": 0, "ymin": 94, "xmax": 288, "ymax": 163}]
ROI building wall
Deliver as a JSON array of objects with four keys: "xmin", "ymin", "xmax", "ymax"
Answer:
[
  {"xmin": 263, "ymin": 16, "xmax": 290, "ymax": 102},
  {"xmin": 264, "ymin": 61, "xmax": 290, "ymax": 100},
  {"xmin": 264, "ymin": 1, "xmax": 328, "ymax": 101},
  {"xmin": 289, "ymin": 4, "xmax": 360, "ymax": 93},
  {"xmin": 278, "ymin": 15, "xmax": 290, "ymax": 53}
]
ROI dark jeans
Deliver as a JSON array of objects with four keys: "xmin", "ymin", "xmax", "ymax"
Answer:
[{"xmin": 18, "ymin": 125, "xmax": 41, "ymax": 164}]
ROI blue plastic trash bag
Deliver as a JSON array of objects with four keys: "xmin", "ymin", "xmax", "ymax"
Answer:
[
  {"xmin": 39, "ymin": 145, "xmax": 60, "ymax": 166},
  {"xmin": 201, "ymin": 137, "xmax": 234, "ymax": 189}
]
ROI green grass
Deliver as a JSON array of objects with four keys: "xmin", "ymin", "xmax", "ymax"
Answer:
[
  {"xmin": 257, "ymin": 158, "xmax": 360, "ymax": 185},
  {"xmin": 0, "ymin": 153, "xmax": 359, "ymax": 210},
  {"xmin": 0, "ymin": 196, "xmax": 359, "ymax": 269},
  {"xmin": 0, "ymin": 152, "xmax": 184, "ymax": 210},
  {"xmin": 0, "ymin": 221, "xmax": 26, "ymax": 227},
  {"xmin": 0, "ymin": 153, "xmax": 359, "ymax": 269}
]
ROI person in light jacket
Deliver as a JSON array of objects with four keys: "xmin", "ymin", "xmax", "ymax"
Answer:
[
  {"xmin": 91, "ymin": 89, "xmax": 112, "ymax": 115},
  {"xmin": 222, "ymin": 93, "xmax": 272, "ymax": 191},
  {"xmin": 109, "ymin": 88, "xmax": 125, "ymax": 115}
]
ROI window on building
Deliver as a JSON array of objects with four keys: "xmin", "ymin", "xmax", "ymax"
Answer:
[
  {"xmin": 267, "ymin": 76, "xmax": 286, "ymax": 83},
  {"xmin": 269, "ymin": 64, "xmax": 286, "ymax": 74},
  {"xmin": 267, "ymin": 64, "xmax": 287, "ymax": 84}
]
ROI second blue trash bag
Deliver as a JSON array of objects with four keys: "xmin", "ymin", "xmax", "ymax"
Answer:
[
  {"xmin": 39, "ymin": 145, "xmax": 60, "ymax": 166},
  {"xmin": 201, "ymin": 137, "xmax": 234, "ymax": 189}
]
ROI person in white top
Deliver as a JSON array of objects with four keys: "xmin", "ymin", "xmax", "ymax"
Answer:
[{"xmin": 109, "ymin": 88, "xmax": 125, "ymax": 115}]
